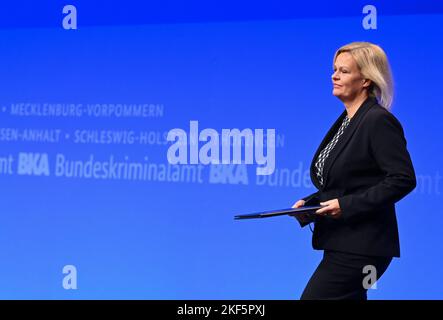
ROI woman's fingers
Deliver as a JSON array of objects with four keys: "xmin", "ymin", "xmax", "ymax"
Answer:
[
  {"xmin": 316, "ymin": 200, "xmax": 333, "ymax": 215},
  {"xmin": 315, "ymin": 199, "xmax": 341, "ymax": 217},
  {"xmin": 290, "ymin": 200, "xmax": 305, "ymax": 218},
  {"xmin": 315, "ymin": 203, "xmax": 328, "ymax": 214},
  {"xmin": 292, "ymin": 200, "xmax": 305, "ymax": 208}
]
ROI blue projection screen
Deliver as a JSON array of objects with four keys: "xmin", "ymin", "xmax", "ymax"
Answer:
[{"xmin": 0, "ymin": 1, "xmax": 442, "ymax": 299}]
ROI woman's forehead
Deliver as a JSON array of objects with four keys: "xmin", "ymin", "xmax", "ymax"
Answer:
[{"xmin": 335, "ymin": 53, "xmax": 357, "ymax": 68}]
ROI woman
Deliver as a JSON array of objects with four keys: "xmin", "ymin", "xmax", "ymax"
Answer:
[{"xmin": 292, "ymin": 42, "xmax": 416, "ymax": 300}]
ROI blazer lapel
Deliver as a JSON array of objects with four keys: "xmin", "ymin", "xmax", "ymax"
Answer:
[
  {"xmin": 310, "ymin": 97, "xmax": 378, "ymax": 190},
  {"xmin": 309, "ymin": 110, "xmax": 347, "ymax": 190}
]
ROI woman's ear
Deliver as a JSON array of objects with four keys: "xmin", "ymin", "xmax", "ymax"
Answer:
[{"xmin": 362, "ymin": 78, "xmax": 372, "ymax": 88}]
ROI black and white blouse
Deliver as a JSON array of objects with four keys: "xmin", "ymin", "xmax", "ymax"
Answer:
[{"xmin": 314, "ymin": 115, "xmax": 351, "ymax": 186}]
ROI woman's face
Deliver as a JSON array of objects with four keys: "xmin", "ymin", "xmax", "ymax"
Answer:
[{"xmin": 332, "ymin": 52, "xmax": 368, "ymax": 101}]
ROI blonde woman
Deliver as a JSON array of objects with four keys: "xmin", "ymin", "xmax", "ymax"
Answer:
[{"xmin": 292, "ymin": 42, "xmax": 416, "ymax": 300}]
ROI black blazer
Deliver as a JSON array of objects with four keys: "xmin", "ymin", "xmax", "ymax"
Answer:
[{"xmin": 301, "ymin": 96, "xmax": 416, "ymax": 257}]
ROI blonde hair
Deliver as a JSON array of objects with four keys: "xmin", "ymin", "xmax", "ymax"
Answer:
[{"xmin": 333, "ymin": 42, "xmax": 394, "ymax": 110}]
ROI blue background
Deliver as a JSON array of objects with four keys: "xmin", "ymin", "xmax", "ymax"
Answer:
[{"xmin": 0, "ymin": 1, "xmax": 442, "ymax": 299}]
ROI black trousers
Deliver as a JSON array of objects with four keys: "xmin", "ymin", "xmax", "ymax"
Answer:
[{"xmin": 300, "ymin": 250, "xmax": 393, "ymax": 300}]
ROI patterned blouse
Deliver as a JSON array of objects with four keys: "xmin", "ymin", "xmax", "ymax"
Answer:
[{"xmin": 314, "ymin": 115, "xmax": 351, "ymax": 186}]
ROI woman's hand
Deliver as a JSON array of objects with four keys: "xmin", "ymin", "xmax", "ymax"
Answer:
[
  {"xmin": 292, "ymin": 199, "xmax": 305, "ymax": 209},
  {"xmin": 290, "ymin": 200, "xmax": 312, "ymax": 223},
  {"xmin": 315, "ymin": 199, "xmax": 342, "ymax": 219}
]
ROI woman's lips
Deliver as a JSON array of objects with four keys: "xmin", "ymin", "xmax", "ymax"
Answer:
[{"xmin": 333, "ymin": 84, "xmax": 342, "ymax": 88}]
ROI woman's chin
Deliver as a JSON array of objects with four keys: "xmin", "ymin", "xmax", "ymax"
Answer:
[{"xmin": 332, "ymin": 90, "xmax": 342, "ymax": 98}]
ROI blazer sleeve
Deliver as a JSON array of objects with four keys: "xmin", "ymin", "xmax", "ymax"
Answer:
[
  {"xmin": 295, "ymin": 191, "xmax": 320, "ymax": 227},
  {"xmin": 302, "ymin": 191, "xmax": 320, "ymax": 205},
  {"xmin": 338, "ymin": 111, "xmax": 417, "ymax": 222}
]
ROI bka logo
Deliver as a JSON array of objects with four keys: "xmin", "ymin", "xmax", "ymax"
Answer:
[
  {"xmin": 17, "ymin": 152, "xmax": 50, "ymax": 176},
  {"xmin": 209, "ymin": 165, "xmax": 248, "ymax": 185}
]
